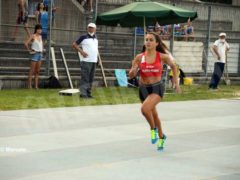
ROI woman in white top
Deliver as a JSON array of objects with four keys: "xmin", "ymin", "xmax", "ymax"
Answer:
[{"xmin": 24, "ymin": 24, "xmax": 43, "ymax": 89}]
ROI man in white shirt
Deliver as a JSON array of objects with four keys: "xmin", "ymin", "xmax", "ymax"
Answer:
[
  {"xmin": 72, "ymin": 23, "xmax": 98, "ymax": 98},
  {"xmin": 209, "ymin": 32, "xmax": 230, "ymax": 89}
]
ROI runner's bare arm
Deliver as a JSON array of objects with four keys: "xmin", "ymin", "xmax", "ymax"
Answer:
[{"xmin": 129, "ymin": 54, "xmax": 141, "ymax": 79}]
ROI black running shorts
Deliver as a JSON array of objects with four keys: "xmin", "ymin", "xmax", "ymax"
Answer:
[{"xmin": 139, "ymin": 81, "xmax": 165, "ymax": 102}]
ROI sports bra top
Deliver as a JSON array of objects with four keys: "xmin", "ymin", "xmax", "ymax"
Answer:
[{"xmin": 139, "ymin": 52, "xmax": 163, "ymax": 78}]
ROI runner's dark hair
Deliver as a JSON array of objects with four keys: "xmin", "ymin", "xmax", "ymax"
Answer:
[{"xmin": 142, "ymin": 32, "xmax": 169, "ymax": 54}]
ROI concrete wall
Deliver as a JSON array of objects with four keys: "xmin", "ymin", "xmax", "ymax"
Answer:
[
  {"xmin": 0, "ymin": 0, "xmax": 2, "ymax": 41},
  {"xmin": 161, "ymin": 0, "xmax": 240, "ymax": 31},
  {"xmin": 98, "ymin": 0, "xmax": 240, "ymax": 31},
  {"xmin": 232, "ymin": 0, "xmax": 240, "ymax": 6},
  {"xmin": 177, "ymin": 1, "xmax": 240, "ymax": 31},
  {"xmin": 165, "ymin": 41, "xmax": 204, "ymax": 73},
  {"xmin": 51, "ymin": 0, "xmax": 86, "ymax": 44},
  {"xmin": 165, "ymin": 41, "xmax": 239, "ymax": 74}
]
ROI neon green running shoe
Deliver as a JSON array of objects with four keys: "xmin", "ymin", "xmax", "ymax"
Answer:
[
  {"xmin": 151, "ymin": 128, "xmax": 158, "ymax": 144},
  {"xmin": 157, "ymin": 134, "xmax": 167, "ymax": 151}
]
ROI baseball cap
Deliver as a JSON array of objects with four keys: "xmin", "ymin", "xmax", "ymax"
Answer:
[
  {"xmin": 88, "ymin": 23, "xmax": 96, "ymax": 28},
  {"xmin": 219, "ymin": 32, "xmax": 226, "ymax": 37}
]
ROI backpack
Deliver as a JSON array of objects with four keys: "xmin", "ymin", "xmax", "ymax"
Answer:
[{"xmin": 42, "ymin": 76, "xmax": 62, "ymax": 88}]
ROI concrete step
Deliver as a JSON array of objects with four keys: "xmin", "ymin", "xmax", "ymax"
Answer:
[
  {"xmin": 1, "ymin": 73, "xmax": 239, "ymax": 89},
  {"xmin": 195, "ymin": 29, "xmax": 240, "ymax": 39},
  {"xmin": 0, "ymin": 31, "xmax": 135, "ymax": 48},
  {"xmin": 0, "ymin": 75, "xmax": 117, "ymax": 89},
  {"xmin": 0, "ymin": 65, "xmax": 123, "ymax": 76},
  {"xmin": 0, "ymin": 48, "xmax": 133, "ymax": 59},
  {"xmin": 0, "ymin": 57, "xmax": 131, "ymax": 71},
  {"xmin": 0, "ymin": 40, "xmax": 135, "ymax": 51},
  {"xmin": 193, "ymin": 20, "xmax": 232, "ymax": 31}
]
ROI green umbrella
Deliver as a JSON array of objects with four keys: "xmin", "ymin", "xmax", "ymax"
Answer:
[{"xmin": 96, "ymin": 0, "xmax": 198, "ymax": 27}]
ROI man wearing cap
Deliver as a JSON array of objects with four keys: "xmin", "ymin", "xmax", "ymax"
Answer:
[
  {"xmin": 72, "ymin": 23, "xmax": 98, "ymax": 98},
  {"xmin": 209, "ymin": 32, "xmax": 230, "ymax": 90}
]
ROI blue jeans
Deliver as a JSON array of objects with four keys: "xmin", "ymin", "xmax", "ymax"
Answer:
[
  {"xmin": 31, "ymin": 52, "xmax": 43, "ymax": 61},
  {"xmin": 209, "ymin": 62, "xmax": 225, "ymax": 89},
  {"xmin": 79, "ymin": 61, "xmax": 96, "ymax": 96}
]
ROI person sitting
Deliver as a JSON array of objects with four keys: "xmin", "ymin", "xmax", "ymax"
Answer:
[
  {"xmin": 174, "ymin": 24, "xmax": 182, "ymax": 36},
  {"xmin": 153, "ymin": 22, "xmax": 163, "ymax": 36},
  {"xmin": 162, "ymin": 25, "xmax": 171, "ymax": 40},
  {"xmin": 169, "ymin": 63, "xmax": 185, "ymax": 88},
  {"xmin": 183, "ymin": 18, "xmax": 194, "ymax": 41}
]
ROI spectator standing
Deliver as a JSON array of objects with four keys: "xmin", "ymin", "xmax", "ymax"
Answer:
[
  {"xmin": 183, "ymin": 18, "xmax": 194, "ymax": 41},
  {"xmin": 24, "ymin": 24, "xmax": 44, "ymax": 89},
  {"xmin": 12, "ymin": 0, "xmax": 31, "ymax": 40},
  {"xmin": 72, "ymin": 23, "xmax": 98, "ymax": 98},
  {"xmin": 81, "ymin": 0, "xmax": 93, "ymax": 12},
  {"xmin": 209, "ymin": 33, "xmax": 230, "ymax": 90},
  {"xmin": 43, "ymin": 0, "xmax": 57, "ymax": 26},
  {"xmin": 35, "ymin": 2, "xmax": 44, "ymax": 24},
  {"xmin": 35, "ymin": 2, "xmax": 48, "ymax": 44}
]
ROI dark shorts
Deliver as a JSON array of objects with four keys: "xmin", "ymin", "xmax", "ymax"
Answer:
[
  {"xmin": 139, "ymin": 81, "xmax": 165, "ymax": 102},
  {"xmin": 17, "ymin": 12, "xmax": 28, "ymax": 25}
]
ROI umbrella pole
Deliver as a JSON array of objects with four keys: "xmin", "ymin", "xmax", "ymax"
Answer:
[
  {"xmin": 134, "ymin": 27, "xmax": 137, "ymax": 57},
  {"xmin": 143, "ymin": 16, "xmax": 146, "ymax": 41},
  {"xmin": 170, "ymin": 24, "xmax": 174, "ymax": 55}
]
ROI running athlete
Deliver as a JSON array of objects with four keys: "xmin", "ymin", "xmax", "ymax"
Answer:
[{"xmin": 129, "ymin": 32, "xmax": 181, "ymax": 151}]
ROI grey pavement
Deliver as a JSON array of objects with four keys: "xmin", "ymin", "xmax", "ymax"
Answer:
[{"xmin": 0, "ymin": 99, "xmax": 240, "ymax": 180}]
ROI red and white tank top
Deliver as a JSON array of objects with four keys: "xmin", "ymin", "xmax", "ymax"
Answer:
[{"xmin": 139, "ymin": 52, "xmax": 163, "ymax": 78}]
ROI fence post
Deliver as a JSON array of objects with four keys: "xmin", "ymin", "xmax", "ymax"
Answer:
[
  {"xmin": 238, "ymin": 43, "xmax": 240, "ymax": 76},
  {"xmin": 46, "ymin": 0, "xmax": 53, "ymax": 77},
  {"xmin": 133, "ymin": 28, "xmax": 137, "ymax": 58},
  {"xmin": 0, "ymin": 0, "xmax": 1, "ymax": 39},
  {"xmin": 94, "ymin": 0, "xmax": 98, "ymax": 20},
  {"xmin": 205, "ymin": 5, "xmax": 212, "ymax": 77},
  {"xmin": 170, "ymin": 2, "xmax": 175, "ymax": 55},
  {"xmin": 104, "ymin": 26, "xmax": 108, "ymax": 53}
]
